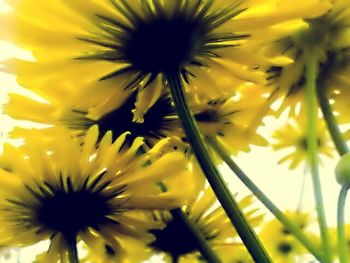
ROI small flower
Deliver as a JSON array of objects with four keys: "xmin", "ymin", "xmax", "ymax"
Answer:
[
  {"xmin": 260, "ymin": 211, "xmax": 314, "ymax": 263},
  {"xmin": 147, "ymin": 186, "xmax": 263, "ymax": 262},
  {"xmin": 0, "ymin": 125, "xmax": 195, "ymax": 261},
  {"xmin": 2, "ymin": 0, "xmax": 317, "ymax": 121},
  {"xmin": 272, "ymin": 114, "xmax": 333, "ymax": 169}
]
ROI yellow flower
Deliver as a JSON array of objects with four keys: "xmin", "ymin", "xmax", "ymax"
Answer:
[
  {"xmin": 260, "ymin": 211, "xmax": 315, "ymax": 263},
  {"xmin": 146, "ymin": 186, "xmax": 263, "ymax": 262},
  {"xmin": 1, "ymin": 0, "xmax": 320, "ymax": 121},
  {"xmin": 326, "ymin": 48, "xmax": 350, "ymax": 125},
  {"xmin": 5, "ymin": 89, "xmax": 181, "ymax": 149},
  {"xmin": 7, "ymin": 86, "xmax": 268, "ymax": 156},
  {"xmin": 272, "ymin": 114, "xmax": 333, "ymax": 169},
  {"xmin": 5, "ymin": 91, "xmax": 181, "ymax": 158},
  {"xmin": 193, "ymin": 85, "xmax": 268, "ymax": 154},
  {"xmin": 0, "ymin": 125, "xmax": 196, "ymax": 261},
  {"xmin": 214, "ymin": 246, "xmax": 252, "ymax": 263},
  {"xmin": 259, "ymin": 0, "xmax": 350, "ymax": 115}
]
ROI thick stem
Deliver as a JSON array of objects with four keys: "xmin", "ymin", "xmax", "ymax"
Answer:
[
  {"xmin": 170, "ymin": 209, "xmax": 221, "ymax": 263},
  {"xmin": 317, "ymin": 85, "xmax": 349, "ymax": 156},
  {"xmin": 305, "ymin": 50, "xmax": 332, "ymax": 263},
  {"xmin": 171, "ymin": 254, "xmax": 179, "ymax": 263},
  {"xmin": 337, "ymin": 186, "xmax": 349, "ymax": 263},
  {"xmin": 207, "ymin": 136, "xmax": 324, "ymax": 262},
  {"xmin": 65, "ymin": 235, "xmax": 79, "ymax": 263},
  {"xmin": 166, "ymin": 73, "xmax": 271, "ymax": 263}
]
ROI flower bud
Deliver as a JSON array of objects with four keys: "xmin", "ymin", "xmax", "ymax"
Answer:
[{"xmin": 335, "ymin": 153, "xmax": 350, "ymax": 186}]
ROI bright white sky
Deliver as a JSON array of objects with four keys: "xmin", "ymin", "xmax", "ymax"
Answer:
[{"xmin": 0, "ymin": 1, "xmax": 348, "ymax": 262}]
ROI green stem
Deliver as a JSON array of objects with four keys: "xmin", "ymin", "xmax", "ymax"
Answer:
[
  {"xmin": 337, "ymin": 186, "xmax": 349, "ymax": 263},
  {"xmin": 170, "ymin": 209, "xmax": 221, "ymax": 263},
  {"xmin": 305, "ymin": 50, "xmax": 332, "ymax": 263},
  {"xmin": 158, "ymin": 181, "xmax": 220, "ymax": 262},
  {"xmin": 297, "ymin": 170, "xmax": 307, "ymax": 212},
  {"xmin": 65, "ymin": 235, "xmax": 79, "ymax": 263},
  {"xmin": 317, "ymin": 84, "xmax": 349, "ymax": 156},
  {"xmin": 207, "ymin": 136, "xmax": 324, "ymax": 262},
  {"xmin": 166, "ymin": 73, "xmax": 271, "ymax": 263}
]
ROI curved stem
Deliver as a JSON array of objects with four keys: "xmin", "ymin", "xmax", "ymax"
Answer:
[
  {"xmin": 166, "ymin": 73, "xmax": 271, "ymax": 263},
  {"xmin": 170, "ymin": 209, "xmax": 221, "ymax": 263},
  {"xmin": 337, "ymin": 186, "xmax": 349, "ymax": 263},
  {"xmin": 305, "ymin": 50, "xmax": 332, "ymax": 263},
  {"xmin": 317, "ymin": 85, "xmax": 349, "ymax": 156},
  {"xmin": 65, "ymin": 235, "xmax": 79, "ymax": 263},
  {"xmin": 207, "ymin": 136, "xmax": 324, "ymax": 262}
]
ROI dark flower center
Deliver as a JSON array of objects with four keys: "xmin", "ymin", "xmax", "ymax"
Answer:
[
  {"xmin": 96, "ymin": 93, "xmax": 176, "ymax": 146},
  {"xmin": 277, "ymin": 242, "xmax": 293, "ymax": 254},
  {"xmin": 105, "ymin": 244, "xmax": 116, "ymax": 257},
  {"xmin": 6, "ymin": 173, "xmax": 125, "ymax": 239},
  {"xmin": 149, "ymin": 214, "xmax": 216, "ymax": 259},
  {"xmin": 78, "ymin": 1, "xmax": 247, "ymax": 87},
  {"xmin": 299, "ymin": 137, "xmax": 322, "ymax": 150},
  {"xmin": 149, "ymin": 216, "xmax": 200, "ymax": 258},
  {"xmin": 124, "ymin": 15, "xmax": 207, "ymax": 73},
  {"xmin": 282, "ymin": 223, "xmax": 305, "ymax": 235},
  {"xmin": 195, "ymin": 110, "xmax": 220, "ymax": 122},
  {"xmin": 36, "ymin": 189, "xmax": 111, "ymax": 237}
]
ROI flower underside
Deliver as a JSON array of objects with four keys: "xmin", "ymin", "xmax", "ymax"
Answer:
[
  {"xmin": 149, "ymin": 214, "xmax": 217, "ymax": 259},
  {"xmin": 6, "ymin": 172, "xmax": 126, "ymax": 239},
  {"xmin": 267, "ymin": 11, "xmax": 350, "ymax": 98},
  {"xmin": 97, "ymin": 93, "xmax": 176, "ymax": 144},
  {"xmin": 65, "ymin": 92, "xmax": 176, "ymax": 146},
  {"xmin": 77, "ymin": 0, "xmax": 248, "ymax": 88},
  {"xmin": 195, "ymin": 110, "xmax": 222, "ymax": 123},
  {"xmin": 267, "ymin": 49, "xmax": 349, "ymax": 98},
  {"xmin": 299, "ymin": 137, "xmax": 323, "ymax": 151}
]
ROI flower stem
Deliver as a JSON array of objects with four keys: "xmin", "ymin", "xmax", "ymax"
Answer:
[
  {"xmin": 158, "ymin": 181, "xmax": 221, "ymax": 263},
  {"xmin": 65, "ymin": 235, "xmax": 79, "ymax": 263},
  {"xmin": 317, "ymin": 84, "xmax": 349, "ymax": 156},
  {"xmin": 297, "ymin": 170, "xmax": 307, "ymax": 212},
  {"xmin": 170, "ymin": 208, "xmax": 221, "ymax": 263},
  {"xmin": 207, "ymin": 136, "xmax": 324, "ymax": 262},
  {"xmin": 337, "ymin": 185, "xmax": 349, "ymax": 263},
  {"xmin": 172, "ymin": 254, "xmax": 179, "ymax": 263},
  {"xmin": 166, "ymin": 73, "xmax": 271, "ymax": 263},
  {"xmin": 305, "ymin": 50, "xmax": 332, "ymax": 263}
]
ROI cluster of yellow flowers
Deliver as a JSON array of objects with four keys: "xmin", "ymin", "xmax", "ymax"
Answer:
[{"xmin": 1, "ymin": 0, "xmax": 350, "ymax": 262}]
